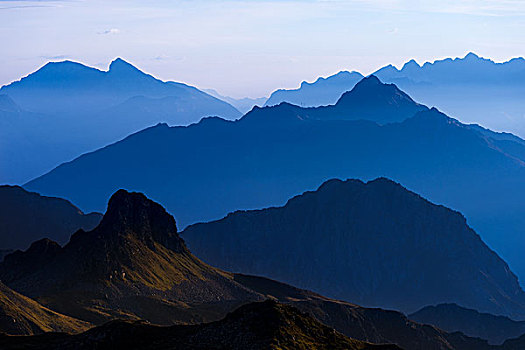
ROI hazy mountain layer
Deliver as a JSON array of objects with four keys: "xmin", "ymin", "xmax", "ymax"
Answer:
[
  {"xmin": 0, "ymin": 59, "xmax": 241, "ymax": 184},
  {"xmin": 264, "ymin": 53, "xmax": 525, "ymax": 138},
  {"xmin": 265, "ymin": 70, "xmax": 364, "ymax": 107},
  {"xmin": 24, "ymin": 78, "xmax": 525, "ymax": 284}
]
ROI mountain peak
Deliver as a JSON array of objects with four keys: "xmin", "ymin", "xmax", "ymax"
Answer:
[
  {"xmin": 98, "ymin": 189, "xmax": 184, "ymax": 252},
  {"xmin": 108, "ymin": 57, "xmax": 141, "ymax": 73},
  {"xmin": 360, "ymin": 74, "xmax": 382, "ymax": 85},
  {"xmin": 464, "ymin": 52, "xmax": 480, "ymax": 60},
  {"xmin": 402, "ymin": 59, "xmax": 420, "ymax": 70}
]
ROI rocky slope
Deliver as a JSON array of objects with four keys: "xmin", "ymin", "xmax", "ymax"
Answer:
[
  {"xmin": 0, "ymin": 300, "xmax": 399, "ymax": 350},
  {"xmin": 183, "ymin": 178, "xmax": 525, "ymax": 319},
  {"xmin": 0, "ymin": 281, "xmax": 90, "ymax": 335},
  {"xmin": 0, "ymin": 185, "xmax": 101, "ymax": 250},
  {"xmin": 0, "ymin": 189, "xmax": 260, "ymax": 325}
]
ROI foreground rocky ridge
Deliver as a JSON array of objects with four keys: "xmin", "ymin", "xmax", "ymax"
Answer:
[
  {"xmin": 0, "ymin": 189, "xmax": 260, "ymax": 324},
  {"xmin": 0, "ymin": 300, "xmax": 400, "ymax": 350}
]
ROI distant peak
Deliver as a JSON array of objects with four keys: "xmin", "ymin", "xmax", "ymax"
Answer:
[
  {"xmin": 463, "ymin": 52, "xmax": 480, "ymax": 60},
  {"xmin": 402, "ymin": 59, "xmax": 420, "ymax": 70},
  {"xmin": 109, "ymin": 58, "xmax": 140, "ymax": 73},
  {"xmin": 361, "ymin": 75, "xmax": 382, "ymax": 84},
  {"xmin": 98, "ymin": 189, "xmax": 185, "ymax": 252}
]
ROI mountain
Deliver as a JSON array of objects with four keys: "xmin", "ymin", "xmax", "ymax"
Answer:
[
  {"xmin": 263, "ymin": 53, "xmax": 525, "ymax": 138},
  {"xmin": 0, "ymin": 185, "xmax": 102, "ymax": 251},
  {"xmin": 0, "ymin": 58, "xmax": 241, "ymax": 117},
  {"xmin": 3, "ymin": 188, "xmax": 525, "ymax": 349},
  {"xmin": 265, "ymin": 70, "xmax": 364, "ymax": 107},
  {"xmin": 23, "ymin": 78, "xmax": 525, "ymax": 284},
  {"xmin": 0, "ymin": 189, "xmax": 260, "ymax": 325},
  {"xmin": 204, "ymin": 89, "xmax": 267, "ymax": 114},
  {"xmin": 232, "ymin": 274, "xmax": 503, "ymax": 350},
  {"xmin": 0, "ymin": 300, "xmax": 400, "ymax": 350},
  {"xmin": 410, "ymin": 304, "xmax": 525, "ymax": 345},
  {"xmin": 0, "ymin": 281, "xmax": 90, "ymax": 335},
  {"xmin": 183, "ymin": 178, "xmax": 525, "ymax": 318},
  {"xmin": 0, "ymin": 59, "xmax": 241, "ymax": 184}
]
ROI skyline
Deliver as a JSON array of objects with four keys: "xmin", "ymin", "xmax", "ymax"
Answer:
[{"xmin": 1, "ymin": 0, "xmax": 525, "ymax": 98}]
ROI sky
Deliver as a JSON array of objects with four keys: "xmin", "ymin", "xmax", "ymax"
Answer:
[{"xmin": 1, "ymin": 0, "xmax": 525, "ymax": 98}]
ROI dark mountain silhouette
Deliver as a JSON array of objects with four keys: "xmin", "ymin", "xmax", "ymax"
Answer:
[
  {"xmin": 410, "ymin": 304, "xmax": 525, "ymax": 345},
  {"xmin": 232, "ymin": 274, "xmax": 503, "ymax": 350},
  {"xmin": 204, "ymin": 89, "xmax": 267, "ymax": 114},
  {"xmin": 0, "ymin": 189, "xmax": 260, "ymax": 325},
  {"xmin": 23, "ymin": 78, "xmax": 525, "ymax": 284},
  {"xmin": 3, "ymin": 189, "xmax": 525, "ymax": 349},
  {"xmin": 0, "ymin": 185, "xmax": 101, "ymax": 251},
  {"xmin": 264, "ymin": 53, "xmax": 525, "ymax": 138},
  {"xmin": 0, "ymin": 301, "xmax": 400, "ymax": 350},
  {"xmin": 183, "ymin": 178, "xmax": 525, "ymax": 319},
  {"xmin": 265, "ymin": 70, "xmax": 364, "ymax": 107},
  {"xmin": 0, "ymin": 59, "xmax": 241, "ymax": 184},
  {"xmin": 0, "ymin": 281, "xmax": 90, "ymax": 335}
]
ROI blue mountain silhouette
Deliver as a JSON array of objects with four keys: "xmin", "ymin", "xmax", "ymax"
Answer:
[
  {"xmin": 0, "ymin": 59, "xmax": 241, "ymax": 183},
  {"xmin": 24, "ymin": 77, "xmax": 525, "ymax": 287},
  {"xmin": 264, "ymin": 53, "xmax": 525, "ymax": 137}
]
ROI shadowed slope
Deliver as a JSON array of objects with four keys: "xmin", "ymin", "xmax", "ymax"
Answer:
[
  {"xmin": 0, "ymin": 300, "xmax": 400, "ymax": 350},
  {"xmin": 183, "ymin": 178, "xmax": 525, "ymax": 319},
  {"xmin": 410, "ymin": 304, "xmax": 525, "ymax": 345},
  {"xmin": 0, "ymin": 186, "xmax": 101, "ymax": 251}
]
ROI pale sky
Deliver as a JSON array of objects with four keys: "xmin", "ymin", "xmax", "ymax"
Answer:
[{"xmin": 1, "ymin": 0, "xmax": 525, "ymax": 98}]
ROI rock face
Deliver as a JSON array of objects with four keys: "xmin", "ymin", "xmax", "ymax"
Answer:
[
  {"xmin": 0, "ymin": 185, "xmax": 102, "ymax": 250},
  {"xmin": 0, "ymin": 300, "xmax": 400, "ymax": 350},
  {"xmin": 0, "ymin": 281, "xmax": 90, "ymax": 335},
  {"xmin": 183, "ymin": 178, "xmax": 525, "ymax": 319},
  {"xmin": 410, "ymin": 304, "xmax": 525, "ymax": 345},
  {"xmin": 24, "ymin": 79, "xmax": 525, "ymax": 286},
  {"xmin": 0, "ymin": 189, "xmax": 260, "ymax": 325}
]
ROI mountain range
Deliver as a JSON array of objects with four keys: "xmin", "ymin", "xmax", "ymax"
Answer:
[
  {"xmin": 0, "ymin": 300, "xmax": 400, "ymax": 350},
  {"xmin": 23, "ymin": 76, "xmax": 525, "ymax": 285},
  {"xmin": 3, "ymin": 188, "xmax": 525, "ymax": 349},
  {"xmin": 204, "ymin": 89, "xmax": 267, "ymax": 114},
  {"xmin": 183, "ymin": 177, "xmax": 525, "ymax": 318},
  {"xmin": 0, "ymin": 59, "xmax": 241, "ymax": 184},
  {"xmin": 0, "ymin": 189, "xmax": 260, "ymax": 325},
  {"xmin": 0, "ymin": 185, "xmax": 101, "ymax": 252},
  {"xmin": 265, "ymin": 53, "xmax": 525, "ymax": 138}
]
